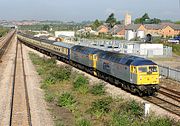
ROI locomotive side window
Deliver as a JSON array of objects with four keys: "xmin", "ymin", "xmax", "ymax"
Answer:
[
  {"xmin": 138, "ymin": 67, "xmax": 147, "ymax": 72},
  {"xmin": 149, "ymin": 66, "xmax": 157, "ymax": 72}
]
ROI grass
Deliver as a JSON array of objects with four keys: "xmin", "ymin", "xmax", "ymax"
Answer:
[
  {"xmin": 57, "ymin": 92, "xmax": 76, "ymax": 110},
  {"xmin": 88, "ymin": 97, "xmax": 112, "ymax": 118},
  {"xmin": 73, "ymin": 75, "xmax": 89, "ymax": 94},
  {"xmin": 76, "ymin": 118, "xmax": 91, "ymax": 126},
  {"xmin": 90, "ymin": 83, "xmax": 105, "ymax": 96},
  {"xmin": 29, "ymin": 52, "xmax": 180, "ymax": 126}
]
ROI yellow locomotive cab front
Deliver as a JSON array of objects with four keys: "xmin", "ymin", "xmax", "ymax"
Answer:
[{"xmin": 137, "ymin": 65, "xmax": 159, "ymax": 85}]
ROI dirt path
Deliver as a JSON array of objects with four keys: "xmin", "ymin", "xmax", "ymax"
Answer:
[{"xmin": 22, "ymin": 44, "xmax": 54, "ymax": 126}]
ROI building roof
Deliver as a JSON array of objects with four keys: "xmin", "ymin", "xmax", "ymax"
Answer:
[
  {"xmin": 167, "ymin": 24, "xmax": 180, "ymax": 30},
  {"xmin": 144, "ymin": 24, "xmax": 163, "ymax": 30},
  {"xmin": 97, "ymin": 25, "xmax": 109, "ymax": 31},
  {"xmin": 109, "ymin": 25, "xmax": 125, "ymax": 34},
  {"xmin": 125, "ymin": 24, "xmax": 142, "ymax": 30}
]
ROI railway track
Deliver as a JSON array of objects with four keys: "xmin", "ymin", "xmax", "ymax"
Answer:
[
  {"xmin": 144, "ymin": 86, "xmax": 180, "ymax": 117},
  {"xmin": 0, "ymin": 31, "xmax": 15, "ymax": 61},
  {"xmin": 9, "ymin": 41, "xmax": 32, "ymax": 126}
]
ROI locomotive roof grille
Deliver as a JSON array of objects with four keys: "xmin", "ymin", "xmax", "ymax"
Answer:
[{"xmin": 131, "ymin": 59, "xmax": 157, "ymax": 66}]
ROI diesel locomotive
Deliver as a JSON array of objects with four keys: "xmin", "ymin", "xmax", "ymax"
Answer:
[{"xmin": 17, "ymin": 32, "xmax": 160, "ymax": 96}]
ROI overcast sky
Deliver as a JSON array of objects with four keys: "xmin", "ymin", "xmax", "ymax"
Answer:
[{"xmin": 0, "ymin": 0, "xmax": 179, "ymax": 21}]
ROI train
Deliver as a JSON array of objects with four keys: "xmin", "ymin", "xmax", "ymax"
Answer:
[{"xmin": 17, "ymin": 32, "xmax": 160, "ymax": 96}]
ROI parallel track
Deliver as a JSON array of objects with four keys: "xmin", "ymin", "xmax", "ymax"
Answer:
[
  {"xmin": 144, "ymin": 86, "xmax": 180, "ymax": 117},
  {"xmin": 0, "ymin": 31, "xmax": 15, "ymax": 60},
  {"xmin": 9, "ymin": 41, "xmax": 32, "ymax": 126}
]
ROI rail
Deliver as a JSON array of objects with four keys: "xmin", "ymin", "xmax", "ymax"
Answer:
[{"xmin": 9, "ymin": 41, "xmax": 32, "ymax": 126}]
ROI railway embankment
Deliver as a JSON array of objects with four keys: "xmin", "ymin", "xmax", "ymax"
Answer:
[{"xmin": 28, "ymin": 49, "xmax": 180, "ymax": 125}]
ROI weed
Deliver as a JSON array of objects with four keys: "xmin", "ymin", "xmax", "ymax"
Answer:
[
  {"xmin": 73, "ymin": 75, "xmax": 89, "ymax": 94},
  {"xmin": 44, "ymin": 92, "xmax": 55, "ymax": 103},
  {"xmin": 76, "ymin": 118, "xmax": 91, "ymax": 126},
  {"xmin": 90, "ymin": 83, "xmax": 105, "ymax": 95},
  {"xmin": 111, "ymin": 112, "xmax": 131, "ymax": 126},
  {"xmin": 57, "ymin": 92, "xmax": 76, "ymax": 109},
  {"xmin": 89, "ymin": 97, "xmax": 112, "ymax": 118},
  {"xmin": 126, "ymin": 100, "xmax": 143, "ymax": 117},
  {"xmin": 143, "ymin": 117, "xmax": 173, "ymax": 126}
]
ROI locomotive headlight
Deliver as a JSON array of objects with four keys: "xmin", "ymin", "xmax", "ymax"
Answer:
[{"xmin": 140, "ymin": 76, "xmax": 142, "ymax": 80}]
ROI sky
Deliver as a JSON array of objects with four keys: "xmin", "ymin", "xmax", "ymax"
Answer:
[{"xmin": 0, "ymin": 0, "xmax": 179, "ymax": 22}]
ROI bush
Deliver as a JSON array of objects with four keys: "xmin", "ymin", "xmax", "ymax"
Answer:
[
  {"xmin": 76, "ymin": 118, "xmax": 91, "ymax": 126},
  {"xmin": 73, "ymin": 75, "xmax": 88, "ymax": 89},
  {"xmin": 89, "ymin": 97, "xmax": 112, "ymax": 118},
  {"xmin": 144, "ymin": 117, "xmax": 174, "ymax": 126},
  {"xmin": 90, "ymin": 84, "xmax": 105, "ymax": 95},
  {"xmin": 50, "ymin": 66, "xmax": 71, "ymax": 81},
  {"xmin": 126, "ymin": 100, "xmax": 143, "ymax": 117},
  {"xmin": 111, "ymin": 112, "xmax": 131, "ymax": 126},
  {"xmin": 57, "ymin": 92, "xmax": 76, "ymax": 109},
  {"xmin": 73, "ymin": 75, "xmax": 89, "ymax": 94}
]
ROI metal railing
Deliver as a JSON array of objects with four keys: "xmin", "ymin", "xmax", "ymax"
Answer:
[{"xmin": 159, "ymin": 65, "xmax": 180, "ymax": 82}]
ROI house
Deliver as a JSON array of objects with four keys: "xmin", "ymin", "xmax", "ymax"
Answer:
[
  {"xmin": 97, "ymin": 25, "xmax": 109, "ymax": 34},
  {"xmin": 160, "ymin": 24, "xmax": 180, "ymax": 37},
  {"xmin": 125, "ymin": 24, "xmax": 146, "ymax": 40},
  {"xmin": 144, "ymin": 24, "xmax": 162, "ymax": 36},
  {"xmin": 109, "ymin": 25, "xmax": 125, "ymax": 38}
]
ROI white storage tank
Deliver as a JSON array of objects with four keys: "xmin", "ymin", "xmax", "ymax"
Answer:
[
  {"xmin": 139, "ymin": 44, "xmax": 163, "ymax": 56},
  {"xmin": 125, "ymin": 30, "xmax": 135, "ymax": 41},
  {"xmin": 137, "ymin": 30, "xmax": 145, "ymax": 39}
]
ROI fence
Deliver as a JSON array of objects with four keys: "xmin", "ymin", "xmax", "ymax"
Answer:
[{"xmin": 159, "ymin": 65, "xmax": 180, "ymax": 82}]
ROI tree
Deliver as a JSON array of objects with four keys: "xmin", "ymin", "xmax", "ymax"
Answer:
[
  {"xmin": 134, "ymin": 13, "xmax": 161, "ymax": 24},
  {"xmin": 92, "ymin": 19, "xmax": 102, "ymax": 30},
  {"xmin": 105, "ymin": 13, "xmax": 117, "ymax": 28},
  {"xmin": 142, "ymin": 13, "xmax": 150, "ymax": 21},
  {"xmin": 134, "ymin": 18, "xmax": 142, "ymax": 24},
  {"xmin": 175, "ymin": 21, "xmax": 180, "ymax": 24},
  {"xmin": 42, "ymin": 25, "xmax": 50, "ymax": 31},
  {"xmin": 153, "ymin": 18, "xmax": 161, "ymax": 24}
]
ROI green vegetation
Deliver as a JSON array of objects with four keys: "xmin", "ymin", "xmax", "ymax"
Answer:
[
  {"xmin": 134, "ymin": 13, "xmax": 161, "ymax": 24},
  {"xmin": 19, "ymin": 23, "xmax": 84, "ymax": 33},
  {"xmin": 57, "ymin": 92, "xmax": 76, "ymax": 110},
  {"xmin": 73, "ymin": 75, "xmax": 89, "ymax": 94},
  {"xmin": 164, "ymin": 43, "xmax": 180, "ymax": 56},
  {"xmin": 171, "ymin": 44, "xmax": 180, "ymax": 56},
  {"xmin": 90, "ymin": 83, "xmax": 105, "ymax": 95},
  {"xmin": 105, "ymin": 13, "xmax": 117, "ymax": 28},
  {"xmin": 0, "ymin": 27, "xmax": 9, "ymax": 37},
  {"xmin": 88, "ymin": 97, "xmax": 112, "ymax": 118},
  {"xmin": 175, "ymin": 21, "xmax": 180, "ymax": 24},
  {"xmin": 91, "ymin": 19, "xmax": 103, "ymax": 30},
  {"xmin": 76, "ymin": 118, "xmax": 91, "ymax": 126},
  {"xmin": 29, "ymin": 52, "xmax": 180, "ymax": 126}
]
